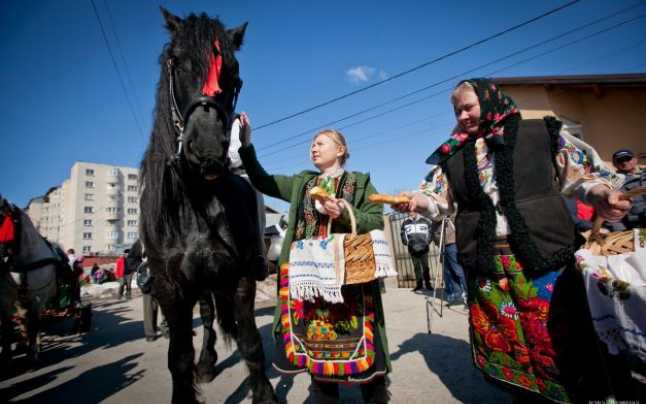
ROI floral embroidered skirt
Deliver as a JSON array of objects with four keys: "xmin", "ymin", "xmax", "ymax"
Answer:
[
  {"xmin": 468, "ymin": 254, "xmax": 605, "ymax": 403},
  {"xmin": 273, "ymin": 265, "xmax": 389, "ymax": 383}
]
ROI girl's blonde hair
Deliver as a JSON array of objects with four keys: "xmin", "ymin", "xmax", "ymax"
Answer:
[
  {"xmin": 313, "ymin": 129, "xmax": 350, "ymax": 166},
  {"xmin": 450, "ymin": 81, "xmax": 476, "ymax": 104}
]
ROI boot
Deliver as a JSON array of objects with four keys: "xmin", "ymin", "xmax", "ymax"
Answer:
[
  {"xmin": 361, "ymin": 377, "xmax": 390, "ymax": 404},
  {"xmin": 412, "ymin": 280, "xmax": 423, "ymax": 292},
  {"xmin": 424, "ymin": 281, "xmax": 434, "ymax": 291}
]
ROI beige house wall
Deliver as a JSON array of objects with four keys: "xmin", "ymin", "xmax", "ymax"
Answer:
[{"xmin": 499, "ymin": 84, "xmax": 646, "ymax": 162}]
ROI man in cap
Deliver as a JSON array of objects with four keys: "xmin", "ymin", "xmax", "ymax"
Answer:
[
  {"xmin": 609, "ymin": 148, "xmax": 645, "ymax": 230},
  {"xmin": 612, "ymin": 149, "xmax": 640, "ymax": 175}
]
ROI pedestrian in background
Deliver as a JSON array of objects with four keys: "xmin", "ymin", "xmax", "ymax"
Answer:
[
  {"xmin": 117, "ymin": 249, "xmax": 131, "ymax": 300},
  {"xmin": 400, "ymin": 211, "xmax": 433, "ymax": 291},
  {"xmin": 120, "ymin": 240, "xmax": 142, "ymax": 300},
  {"xmin": 607, "ymin": 148, "xmax": 646, "ymax": 231},
  {"xmin": 431, "ymin": 216, "xmax": 466, "ymax": 306}
]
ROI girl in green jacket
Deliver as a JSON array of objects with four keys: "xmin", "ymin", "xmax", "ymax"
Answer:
[{"xmin": 238, "ymin": 113, "xmax": 391, "ymax": 403}]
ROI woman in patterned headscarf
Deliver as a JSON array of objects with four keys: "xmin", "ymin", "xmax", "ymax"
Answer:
[{"xmin": 395, "ymin": 78, "xmax": 631, "ymax": 403}]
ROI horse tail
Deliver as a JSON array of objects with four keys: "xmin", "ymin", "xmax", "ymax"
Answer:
[{"xmin": 214, "ymin": 293, "xmax": 236, "ymax": 345}]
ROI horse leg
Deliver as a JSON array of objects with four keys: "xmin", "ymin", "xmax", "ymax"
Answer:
[
  {"xmin": 0, "ymin": 278, "xmax": 17, "ymax": 373},
  {"xmin": 195, "ymin": 291, "xmax": 218, "ymax": 384},
  {"xmin": 233, "ymin": 277, "xmax": 277, "ymax": 404},
  {"xmin": 0, "ymin": 309, "xmax": 13, "ymax": 373},
  {"xmin": 158, "ymin": 294, "xmax": 200, "ymax": 404},
  {"xmin": 25, "ymin": 301, "xmax": 41, "ymax": 366}
]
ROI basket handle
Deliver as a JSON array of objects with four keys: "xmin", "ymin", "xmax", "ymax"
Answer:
[
  {"xmin": 325, "ymin": 199, "xmax": 357, "ymax": 237},
  {"xmin": 590, "ymin": 186, "xmax": 646, "ymax": 239}
]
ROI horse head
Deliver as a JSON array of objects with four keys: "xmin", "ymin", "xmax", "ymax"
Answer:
[{"xmin": 161, "ymin": 8, "xmax": 247, "ymax": 181}]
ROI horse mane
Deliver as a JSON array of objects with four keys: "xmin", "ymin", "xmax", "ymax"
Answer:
[{"xmin": 139, "ymin": 13, "xmax": 236, "ymax": 257}]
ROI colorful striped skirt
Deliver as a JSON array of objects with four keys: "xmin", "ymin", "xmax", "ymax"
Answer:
[{"xmin": 273, "ymin": 264, "xmax": 389, "ymax": 383}]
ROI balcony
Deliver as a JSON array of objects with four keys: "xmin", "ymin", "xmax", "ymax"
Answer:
[
  {"xmin": 105, "ymin": 206, "xmax": 120, "ymax": 221},
  {"xmin": 106, "ymin": 185, "xmax": 121, "ymax": 196}
]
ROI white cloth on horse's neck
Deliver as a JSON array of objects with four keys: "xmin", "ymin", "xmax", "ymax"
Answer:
[
  {"xmin": 314, "ymin": 168, "xmax": 345, "ymax": 215},
  {"xmin": 228, "ymin": 118, "xmax": 243, "ymax": 172},
  {"xmin": 14, "ymin": 210, "xmax": 57, "ymax": 268}
]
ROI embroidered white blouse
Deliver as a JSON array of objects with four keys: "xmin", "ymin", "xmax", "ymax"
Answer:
[{"xmin": 418, "ymin": 129, "xmax": 622, "ymax": 237}]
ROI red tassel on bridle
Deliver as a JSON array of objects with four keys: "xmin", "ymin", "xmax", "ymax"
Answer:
[
  {"xmin": 201, "ymin": 39, "xmax": 223, "ymax": 97},
  {"xmin": 0, "ymin": 214, "xmax": 15, "ymax": 244}
]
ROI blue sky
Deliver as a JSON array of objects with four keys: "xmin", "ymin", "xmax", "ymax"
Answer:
[{"xmin": 1, "ymin": 0, "xmax": 645, "ymax": 213}]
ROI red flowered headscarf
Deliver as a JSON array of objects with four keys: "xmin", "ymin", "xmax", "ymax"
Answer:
[{"xmin": 426, "ymin": 78, "xmax": 521, "ymax": 165}]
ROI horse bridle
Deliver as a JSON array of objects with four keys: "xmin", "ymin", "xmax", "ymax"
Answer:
[{"xmin": 166, "ymin": 58, "xmax": 243, "ymax": 161}]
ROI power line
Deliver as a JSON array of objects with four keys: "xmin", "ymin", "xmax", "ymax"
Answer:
[
  {"xmin": 259, "ymin": 88, "xmax": 453, "ymax": 158},
  {"xmin": 89, "ymin": 0, "xmax": 145, "ymax": 138},
  {"xmin": 486, "ymin": 12, "xmax": 646, "ymax": 76},
  {"xmin": 102, "ymin": 0, "xmax": 146, "ymax": 123},
  {"xmin": 258, "ymin": 4, "xmax": 646, "ymax": 158},
  {"xmin": 259, "ymin": 11, "xmax": 646, "ymax": 169},
  {"xmin": 264, "ymin": 112, "xmax": 449, "ymax": 166},
  {"xmin": 252, "ymin": 0, "xmax": 582, "ymax": 131}
]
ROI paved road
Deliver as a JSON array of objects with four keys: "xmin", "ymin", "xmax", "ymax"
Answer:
[{"xmin": 1, "ymin": 289, "xmax": 509, "ymax": 403}]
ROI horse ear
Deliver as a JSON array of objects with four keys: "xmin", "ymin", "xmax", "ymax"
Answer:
[
  {"xmin": 227, "ymin": 22, "xmax": 248, "ymax": 50},
  {"xmin": 160, "ymin": 7, "xmax": 183, "ymax": 34}
]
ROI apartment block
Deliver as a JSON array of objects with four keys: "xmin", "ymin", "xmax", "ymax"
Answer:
[{"xmin": 26, "ymin": 161, "xmax": 140, "ymax": 255}]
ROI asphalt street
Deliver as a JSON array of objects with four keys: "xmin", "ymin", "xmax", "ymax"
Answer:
[{"xmin": 0, "ymin": 289, "xmax": 509, "ymax": 403}]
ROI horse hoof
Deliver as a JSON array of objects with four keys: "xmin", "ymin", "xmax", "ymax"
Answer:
[
  {"xmin": 252, "ymin": 383, "xmax": 278, "ymax": 404},
  {"xmin": 195, "ymin": 365, "xmax": 217, "ymax": 384}
]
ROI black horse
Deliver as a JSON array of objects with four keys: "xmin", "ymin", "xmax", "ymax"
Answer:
[
  {"xmin": 0, "ymin": 196, "xmax": 64, "ymax": 370},
  {"xmin": 139, "ymin": 9, "xmax": 276, "ymax": 404}
]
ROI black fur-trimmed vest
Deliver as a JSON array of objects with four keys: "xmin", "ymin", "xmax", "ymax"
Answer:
[{"xmin": 443, "ymin": 119, "xmax": 576, "ymax": 276}]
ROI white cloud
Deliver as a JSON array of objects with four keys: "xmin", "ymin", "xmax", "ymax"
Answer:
[
  {"xmin": 378, "ymin": 69, "xmax": 388, "ymax": 80},
  {"xmin": 345, "ymin": 65, "xmax": 376, "ymax": 84}
]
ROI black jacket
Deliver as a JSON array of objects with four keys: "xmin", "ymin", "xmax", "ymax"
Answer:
[
  {"xmin": 125, "ymin": 240, "xmax": 143, "ymax": 275},
  {"xmin": 400, "ymin": 215, "xmax": 432, "ymax": 256}
]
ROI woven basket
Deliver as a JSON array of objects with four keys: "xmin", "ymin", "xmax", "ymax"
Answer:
[
  {"xmin": 327, "ymin": 200, "xmax": 377, "ymax": 285},
  {"xmin": 584, "ymin": 186, "xmax": 646, "ymax": 256}
]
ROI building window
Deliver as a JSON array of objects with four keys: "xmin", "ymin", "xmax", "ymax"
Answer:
[
  {"xmin": 127, "ymin": 220, "xmax": 137, "ymax": 227},
  {"xmin": 83, "ymin": 232, "xmax": 92, "ymax": 240},
  {"xmin": 83, "ymin": 219, "xmax": 93, "ymax": 227},
  {"xmin": 127, "ymin": 208, "xmax": 137, "ymax": 215},
  {"xmin": 128, "ymin": 174, "xmax": 138, "ymax": 181},
  {"xmin": 84, "ymin": 206, "xmax": 94, "ymax": 214},
  {"xmin": 127, "ymin": 196, "xmax": 137, "ymax": 204},
  {"xmin": 85, "ymin": 181, "xmax": 95, "ymax": 188},
  {"xmin": 85, "ymin": 169, "xmax": 95, "ymax": 176},
  {"xmin": 127, "ymin": 185, "xmax": 138, "ymax": 192},
  {"xmin": 84, "ymin": 193, "xmax": 94, "ymax": 201},
  {"xmin": 106, "ymin": 244, "xmax": 114, "ymax": 251},
  {"xmin": 107, "ymin": 231, "xmax": 119, "ymax": 240},
  {"xmin": 82, "ymin": 245, "xmax": 91, "ymax": 253},
  {"xmin": 127, "ymin": 231, "xmax": 138, "ymax": 240}
]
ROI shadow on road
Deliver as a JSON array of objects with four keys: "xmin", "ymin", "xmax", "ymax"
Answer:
[
  {"xmin": 390, "ymin": 332, "xmax": 501, "ymax": 403},
  {"xmin": 17, "ymin": 353, "xmax": 144, "ymax": 403},
  {"xmin": 0, "ymin": 365, "xmax": 74, "ymax": 402},
  {"xmin": 0, "ymin": 300, "xmax": 147, "ymax": 402},
  {"xmin": 36, "ymin": 301, "xmax": 147, "ymax": 368}
]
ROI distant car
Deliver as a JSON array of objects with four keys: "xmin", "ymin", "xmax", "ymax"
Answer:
[{"xmin": 265, "ymin": 217, "xmax": 287, "ymax": 274}]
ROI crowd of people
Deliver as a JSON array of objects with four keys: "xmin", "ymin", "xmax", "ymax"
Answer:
[
  {"xmin": 56, "ymin": 77, "xmax": 642, "ymax": 403},
  {"xmin": 229, "ymin": 77, "xmax": 642, "ymax": 403}
]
